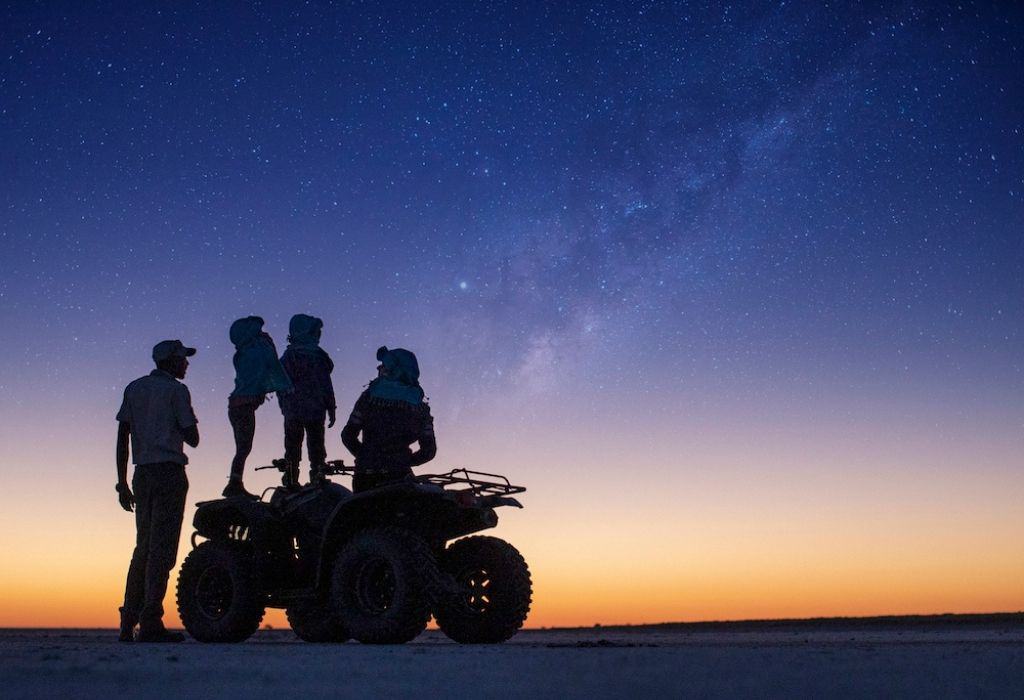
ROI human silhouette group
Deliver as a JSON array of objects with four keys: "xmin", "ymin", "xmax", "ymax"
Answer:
[{"xmin": 114, "ymin": 314, "xmax": 434, "ymax": 642}]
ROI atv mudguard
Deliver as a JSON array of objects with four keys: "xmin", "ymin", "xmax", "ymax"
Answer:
[{"xmin": 193, "ymin": 497, "xmax": 287, "ymax": 547}]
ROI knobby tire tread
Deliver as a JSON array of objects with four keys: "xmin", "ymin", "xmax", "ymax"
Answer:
[
  {"xmin": 434, "ymin": 535, "xmax": 532, "ymax": 644},
  {"xmin": 176, "ymin": 540, "xmax": 265, "ymax": 643},
  {"xmin": 331, "ymin": 526, "xmax": 434, "ymax": 644}
]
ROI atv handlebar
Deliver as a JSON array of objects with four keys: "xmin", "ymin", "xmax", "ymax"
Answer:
[
  {"xmin": 255, "ymin": 458, "xmax": 353, "ymax": 476},
  {"xmin": 254, "ymin": 458, "xmax": 291, "ymax": 472},
  {"xmin": 322, "ymin": 460, "xmax": 356, "ymax": 476}
]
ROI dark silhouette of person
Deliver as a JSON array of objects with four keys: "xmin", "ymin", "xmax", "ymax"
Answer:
[
  {"xmin": 224, "ymin": 316, "xmax": 292, "ymax": 498},
  {"xmin": 278, "ymin": 314, "xmax": 337, "ymax": 486},
  {"xmin": 115, "ymin": 340, "xmax": 199, "ymax": 643},
  {"xmin": 341, "ymin": 346, "xmax": 436, "ymax": 492}
]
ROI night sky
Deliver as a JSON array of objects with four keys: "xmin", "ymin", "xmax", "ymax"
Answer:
[{"xmin": 1, "ymin": 2, "xmax": 1021, "ymax": 627}]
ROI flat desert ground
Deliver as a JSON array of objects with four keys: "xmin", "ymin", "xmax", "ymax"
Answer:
[{"xmin": 2, "ymin": 618, "xmax": 1022, "ymax": 698}]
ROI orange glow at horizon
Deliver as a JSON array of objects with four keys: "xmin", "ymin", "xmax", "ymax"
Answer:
[
  {"xmin": 3, "ymin": 447, "xmax": 1023, "ymax": 628},
  {"xmin": 1, "ymin": 383, "xmax": 1021, "ymax": 629}
]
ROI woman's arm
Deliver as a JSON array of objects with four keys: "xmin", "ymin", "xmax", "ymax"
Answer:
[
  {"xmin": 409, "ymin": 406, "xmax": 436, "ymax": 467},
  {"xmin": 340, "ymin": 398, "xmax": 364, "ymax": 459}
]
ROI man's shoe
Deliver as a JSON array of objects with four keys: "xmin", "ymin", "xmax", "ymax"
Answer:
[
  {"xmin": 118, "ymin": 607, "xmax": 137, "ymax": 642},
  {"xmin": 222, "ymin": 480, "xmax": 257, "ymax": 499},
  {"xmin": 136, "ymin": 627, "xmax": 185, "ymax": 643}
]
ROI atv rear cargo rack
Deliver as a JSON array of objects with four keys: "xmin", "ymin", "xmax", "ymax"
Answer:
[
  {"xmin": 317, "ymin": 461, "xmax": 525, "ymax": 501},
  {"xmin": 417, "ymin": 469, "xmax": 526, "ymax": 497}
]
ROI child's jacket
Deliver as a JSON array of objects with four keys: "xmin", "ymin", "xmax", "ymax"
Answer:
[
  {"xmin": 229, "ymin": 316, "xmax": 293, "ymax": 399},
  {"xmin": 278, "ymin": 314, "xmax": 336, "ymax": 422}
]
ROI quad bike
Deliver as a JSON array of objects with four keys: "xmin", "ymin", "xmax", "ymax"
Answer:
[{"xmin": 175, "ymin": 460, "xmax": 531, "ymax": 644}]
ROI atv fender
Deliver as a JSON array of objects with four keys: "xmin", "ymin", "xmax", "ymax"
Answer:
[{"xmin": 192, "ymin": 498, "xmax": 284, "ymax": 545}]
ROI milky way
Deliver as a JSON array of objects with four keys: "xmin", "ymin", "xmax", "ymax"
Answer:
[{"xmin": 3, "ymin": 3, "xmax": 1020, "ymax": 406}]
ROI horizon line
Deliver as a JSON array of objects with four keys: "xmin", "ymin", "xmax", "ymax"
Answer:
[{"xmin": 4, "ymin": 611, "xmax": 1022, "ymax": 632}]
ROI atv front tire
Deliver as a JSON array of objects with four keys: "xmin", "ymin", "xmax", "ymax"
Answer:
[
  {"xmin": 330, "ymin": 527, "xmax": 433, "ymax": 644},
  {"xmin": 286, "ymin": 600, "xmax": 349, "ymax": 643},
  {"xmin": 434, "ymin": 536, "xmax": 532, "ymax": 643},
  {"xmin": 176, "ymin": 540, "xmax": 265, "ymax": 643}
]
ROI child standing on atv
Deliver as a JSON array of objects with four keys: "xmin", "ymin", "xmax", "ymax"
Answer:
[
  {"xmin": 278, "ymin": 314, "xmax": 337, "ymax": 486},
  {"xmin": 224, "ymin": 316, "xmax": 292, "ymax": 498},
  {"xmin": 341, "ymin": 346, "xmax": 436, "ymax": 492}
]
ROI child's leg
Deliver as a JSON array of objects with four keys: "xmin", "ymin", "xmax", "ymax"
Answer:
[
  {"xmin": 228, "ymin": 401, "xmax": 257, "ymax": 481},
  {"xmin": 305, "ymin": 417, "xmax": 325, "ymax": 478},
  {"xmin": 306, "ymin": 420, "xmax": 327, "ymax": 477},
  {"xmin": 283, "ymin": 417, "xmax": 304, "ymax": 465},
  {"xmin": 283, "ymin": 417, "xmax": 303, "ymax": 485}
]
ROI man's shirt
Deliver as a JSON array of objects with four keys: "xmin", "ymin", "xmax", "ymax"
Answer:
[{"xmin": 116, "ymin": 369, "xmax": 198, "ymax": 465}]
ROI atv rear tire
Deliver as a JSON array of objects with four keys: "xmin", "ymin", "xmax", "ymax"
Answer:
[
  {"xmin": 434, "ymin": 536, "xmax": 532, "ymax": 643},
  {"xmin": 176, "ymin": 540, "xmax": 265, "ymax": 643},
  {"xmin": 330, "ymin": 527, "xmax": 433, "ymax": 644},
  {"xmin": 286, "ymin": 600, "xmax": 349, "ymax": 643}
]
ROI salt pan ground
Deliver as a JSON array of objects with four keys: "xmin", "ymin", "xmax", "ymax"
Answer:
[{"xmin": 2, "ymin": 620, "xmax": 1022, "ymax": 698}]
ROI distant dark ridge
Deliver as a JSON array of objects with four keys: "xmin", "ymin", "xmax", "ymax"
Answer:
[{"xmin": 538, "ymin": 612, "xmax": 1024, "ymax": 633}]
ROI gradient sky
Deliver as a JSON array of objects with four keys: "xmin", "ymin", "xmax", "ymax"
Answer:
[{"xmin": 1, "ymin": 2, "xmax": 1021, "ymax": 628}]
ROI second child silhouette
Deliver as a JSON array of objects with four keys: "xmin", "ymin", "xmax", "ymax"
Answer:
[
  {"xmin": 278, "ymin": 314, "xmax": 337, "ymax": 486},
  {"xmin": 224, "ymin": 316, "xmax": 292, "ymax": 498}
]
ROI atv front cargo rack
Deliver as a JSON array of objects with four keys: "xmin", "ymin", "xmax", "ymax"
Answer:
[{"xmin": 417, "ymin": 469, "xmax": 526, "ymax": 497}]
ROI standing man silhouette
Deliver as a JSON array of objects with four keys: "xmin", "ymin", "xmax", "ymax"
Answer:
[{"xmin": 115, "ymin": 340, "xmax": 199, "ymax": 643}]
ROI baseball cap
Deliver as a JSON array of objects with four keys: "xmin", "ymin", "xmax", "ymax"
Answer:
[{"xmin": 152, "ymin": 339, "xmax": 197, "ymax": 363}]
